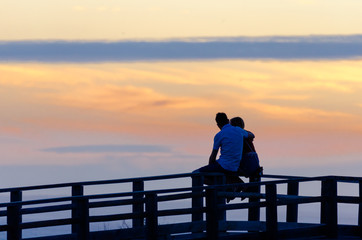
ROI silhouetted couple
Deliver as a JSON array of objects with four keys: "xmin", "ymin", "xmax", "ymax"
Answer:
[{"xmin": 193, "ymin": 112, "xmax": 260, "ymax": 202}]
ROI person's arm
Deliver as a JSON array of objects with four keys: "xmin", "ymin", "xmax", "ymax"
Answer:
[
  {"xmin": 209, "ymin": 149, "xmax": 218, "ymax": 164},
  {"xmin": 210, "ymin": 132, "xmax": 221, "ymax": 164},
  {"xmin": 246, "ymin": 130, "xmax": 255, "ymax": 139}
]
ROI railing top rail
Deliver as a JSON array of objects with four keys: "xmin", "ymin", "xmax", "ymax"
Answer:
[
  {"xmin": 329, "ymin": 175, "xmax": 362, "ymax": 183},
  {"xmin": 0, "ymin": 172, "xmax": 361, "ymax": 195},
  {"xmin": 0, "ymin": 172, "xmax": 229, "ymax": 194},
  {"xmin": 0, "ymin": 172, "xmax": 198, "ymax": 193},
  {"xmin": 2, "ymin": 174, "xmax": 360, "ymax": 208},
  {"xmin": 0, "ymin": 173, "xmax": 305, "ymax": 195},
  {"xmin": 262, "ymin": 174, "xmax": 308, "ymax": 179},
  {"xmin": 263, "ymin": 174, "xmax": 362, "ymax": 183}
]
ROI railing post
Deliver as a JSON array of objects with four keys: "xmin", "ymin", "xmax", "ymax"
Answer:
[
  {"xmin": 286, "ymin": 181, "xmax": 299, "ymax": 222},
  {"xmin": 72, "ymin": 185, "xmax": 89, "ymax": 240},
  {"xmin": 216, "ymin": 175, "xmax": 226, "ymax": 223},
  {"xmin": 206, "ymin": 188, "xmax": 218, "ymax": 240},
  {"xmin": 266, "ymin": 183, "xmax": 278, "ymax": 240},
  {"xmin": 8, "ymin": 190, "xmax": 22, "ymax": 240},
  {"xmin": 145, "ymin": 193, "xmax": 158, "ymax": 240},
  {"xmin": 132, "ymin": 180, "xmax": 144, "ymax": 228},
  {"xmin": 192, "ymin": 174, "xmax": 204, "ymax": 234},
  {"xmin": 321, "ymin": 178, "xmax": 338, "ymax": 238},
  {"xmin": 76, "ymin": 198, "xmax": 90, "ymax": 240},
  {"xmin": 358, "ymin": 180, "xmax": 362, "ymax": 238},
  {"xmin": 248, "ymin": 175, "xmax": 261, "ymax": 222},
  {"xmin": 72, "ymin": 185, "xmax": 83, "ymax": 234},
  {"xmin": 320, "ymin": 179, "xmax": 327, "ymax": 224}
]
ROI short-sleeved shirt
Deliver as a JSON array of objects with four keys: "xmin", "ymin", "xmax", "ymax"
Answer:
[{"xmin": 213, "ymin": 124, "xmax": 249, "ymax": 172}]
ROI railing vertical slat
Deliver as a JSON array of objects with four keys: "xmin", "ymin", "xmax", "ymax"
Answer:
[
  {"xmin": 8, "ymin": 190, "xmax": 22, "ymax": 240},
  {"xmin": 145, "ymin": 193, "xmax": 158, "ymax": 240},
  {"xmin": 321, "ymin": 178, "xmax": 338, "ymax": 238},
  {"xmin": 359, "ymin": 180, "xmax": 362, "ymax": 238},
  {"xmin": 77, "ymin": 198, "xmax": 90, "ymax": 240},
  {"xmin": 206, "ymin": 188, "xmax": 218, "ymax": 240},
  {"xmin": 266, "ymin": 184, "xmax": 278, "ymax": 240},
  {"xmin": 216, "ymin": 175, "xmax": 226, "ymax": 223},
  {"xmin": 248, "ymin": 175, "xmax": 261, "ymax": 222},
  {"xmin": 72, "ymin": 185, "xmax": 89, "ymax": 240},
  {"xmin": 286, "ymin": 181, "xmax": 299, "ymax": 222},
  {"xmin": 320, "ymin": 179, "xmax": 327, "ymax": 225},
  {"xmin": 132, "ymin": 180, "xmax": 144, "ymax": 228},
  {"xmin": 72, "ymin": 185, "xmax": 84, "ymax": 236},
  {"xmin": 192, "ymin": 174, "xmax": 204, "ymax": 232}
]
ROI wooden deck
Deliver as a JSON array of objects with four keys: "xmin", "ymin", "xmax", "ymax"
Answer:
[{"xmin": 0, "ymin": 173, "xmax": 361, "ymax": 240}]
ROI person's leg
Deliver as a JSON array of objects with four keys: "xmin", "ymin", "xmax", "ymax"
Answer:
[
  {"xmin": 226, "ymin": 175, "xmax": 244, "ymax": 185},
  {"xmin": 223, "ymin": 171, "xmax": 246, "ymax": 202},
  {"xmin": 196, "ymin": 162, "xmax": 225, "ymax": 172},
  {"xmin": 194, "ymin": 163, "xmax": 246, "ymax": 202},
  {"xmin": 194, "ymin": 162, "xmax": 226, "ymax": 185}
]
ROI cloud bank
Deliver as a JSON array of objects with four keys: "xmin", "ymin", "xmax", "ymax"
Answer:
[{"xmin": 1, "ymin": 35, "xmax": 362, "ymax": 62}]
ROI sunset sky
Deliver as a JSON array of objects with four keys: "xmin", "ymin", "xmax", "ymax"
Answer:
[{"xmin": 1, "ymin": 0, "xmax": 362, "ymax": 187}]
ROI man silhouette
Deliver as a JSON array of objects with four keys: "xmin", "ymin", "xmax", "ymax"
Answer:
[{"xmin": 194, "ymin": 112, "xmax": 252, "ymax": 202}]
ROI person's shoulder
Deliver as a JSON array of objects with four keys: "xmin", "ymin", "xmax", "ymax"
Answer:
[
  {"xmin": 233, "ymin": 125, "xmax": 245, "ymax": 132},
  {"xmin": 217, "ymin": 124, "xmax": 230, "ymax": 133},
  {"xmin": 214, "ymin": 129, "xmax": 223, "ymax": 138},
  {"xmin": 234, "ymin": 127, "xmax": 251, "ymax": 137}
]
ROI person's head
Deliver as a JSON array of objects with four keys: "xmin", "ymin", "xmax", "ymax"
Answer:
[
  {"xmin": 230, "ymin": 117, "xmax": 245, "ymax": 129},
  {"xmin": 215, "ymin": 112, "xmax": 229, "ymax": 129}
]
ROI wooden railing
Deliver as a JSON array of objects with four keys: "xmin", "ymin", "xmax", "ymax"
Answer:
[{"xmin": 0, "ymin": 173, "xmax": 361, "ymax": 240}]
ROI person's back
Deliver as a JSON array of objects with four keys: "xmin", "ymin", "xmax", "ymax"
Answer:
[
  {"xmin": 230, "ymin": 117, "xmax": 260, "ymax": 177},
  {"xmin": 215, "ymin": 124, "xmax": 248, "ymax": 172},
  {"xmin": 243, "ymin": 132, "xmax": 256, "ymax": 154}
]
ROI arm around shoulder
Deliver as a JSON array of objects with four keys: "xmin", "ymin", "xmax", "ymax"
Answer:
[{"xmin": 247, "ymin": 130, "xmax": 255, "ymax": 139}]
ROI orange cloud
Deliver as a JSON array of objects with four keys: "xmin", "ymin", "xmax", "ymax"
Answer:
[
  {"xmin": 1, "ymin": 60, "xmax": 362, "ymax": 168},
  {"xmin": 0, "ymin": 126, "xmax": 22, "ymax": 135},
  {"xmin": 51, "ymin": 84, "xmax": 212, "ymax": 112}
]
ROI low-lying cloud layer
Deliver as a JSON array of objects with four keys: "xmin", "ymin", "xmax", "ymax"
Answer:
[{"xmin": 2, "ymin": 35, "xmax": 362, "ymax": 62}]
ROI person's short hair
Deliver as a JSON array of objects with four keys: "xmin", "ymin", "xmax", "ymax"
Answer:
[
  {"xmin": 230, "ymin": 117, "xmax": 245, "ymax": 129},
  {"xmin": 215, "ymin": 112, "xmax": 229, "ymax": 126}
]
